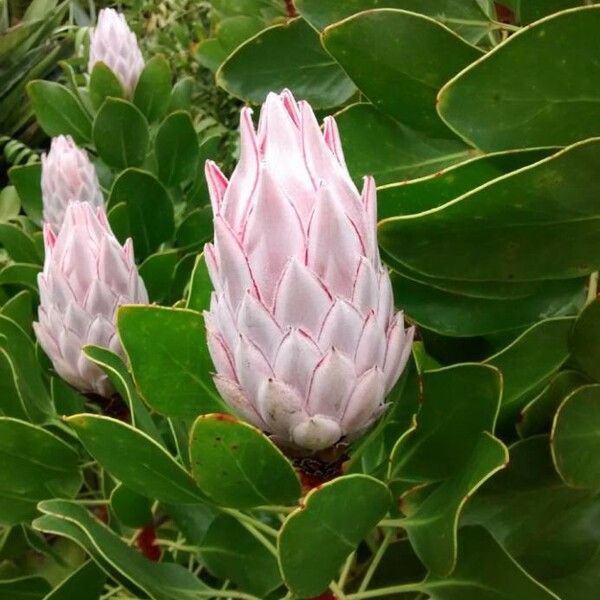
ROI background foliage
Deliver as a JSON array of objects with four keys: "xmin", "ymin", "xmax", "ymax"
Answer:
[{"xmin": 1, "ymin": 1, "xmax": 600, "ymax": 599}]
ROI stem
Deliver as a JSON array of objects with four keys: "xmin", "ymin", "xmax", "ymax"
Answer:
[
  {"xmin": 346, "ymin": 583, "xmax": 426, "ymax": 599},
  {"xmin": 254, "ymin": 505, "xmax": 294, "ymax": 514},
  {"xmin": 74, "ymin": 499, "xmax": 109, "ymax": 506},
  {"xmin": 441, "ymin": 16, "xmax": 520, "ymax": 32},
  {"xmin": 330, "ymin": 580, "xmax": 348, "ymax": 600},
  {"xmin": 337, "ymin": 551, "xmax": 355, "ymax": 591},
  {"xmin": 587, "ymin": 272, "xmax": 598, "ymax": 305},
  {"xmin": 196, "ymin": 591, "xmax": 261, "ymax": 600},
  {"xmin": 153, "ymin": 539, "xmax": 201, "ymax": 553},
  {"xmin": 222, "ymin": 508, "xmax": 279, "ymax": 538},
  {"xmin": 223, "ymin": 509, "xmax": 278, "ymax": 557},
  {"xmin": 284, "ymin": 0, "xmax": 297, "ymax": 18},
  {"xmin": 358, "ymin": 530, "xmax": 394, "ymax": 593},
  {"xmin": 379, "ymin": 518, "xmax": 407, "ymax": 528}
]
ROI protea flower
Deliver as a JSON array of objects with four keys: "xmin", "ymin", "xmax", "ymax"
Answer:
[
  {"xmin": 88, "ymin": 8, "xmax": 144, "ymax": 97},
  {"xmin": 203, "ymin": 91, "xmax": 414, "ymax": 452},
  {"xmin": 41, "ymin": 135, "xmax": 104, "ymax": 233},
  {"xmin": 34, "ymin": 202, "xmax": 148, "ymax": 397}
]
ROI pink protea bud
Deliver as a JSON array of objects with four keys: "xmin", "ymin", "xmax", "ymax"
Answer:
[
  {"xmin": 34, "ymin": 202, "xmax": 148, "ymax": 397},
  {"xmin": 41, "ymin": 135, "xmax": 104, "ymax": 233},
  {"xmin": 203, "ymin": 91, "xmax": 414, "ymax": 452},
  {"xmin": 88, "ymin": 8, "xmax": 144, "ymax": 97}
]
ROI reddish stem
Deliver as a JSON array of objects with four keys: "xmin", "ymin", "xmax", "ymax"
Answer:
[
  {"xmin": 284, "ymin": 0, "xmax": 297, "ymax": 18},
  {"xmin": 137, "ymin": 526, "xmax": 161, "ymax": 561}
]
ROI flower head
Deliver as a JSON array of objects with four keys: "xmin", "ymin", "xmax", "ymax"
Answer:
[
  {"xmin": 41, "ymin": 135, "xmax": 104, "ymax": 233},
  {"xmin": 34, "ymin": 202, "xmax": 148, "ymax": 396},
  {"xmin": 203, "ymin": 90, "xmax": 414, "ymax": 452},
  {"xmin": 88, "ymin": 8, "xmax": 144, "ymax": 97}
]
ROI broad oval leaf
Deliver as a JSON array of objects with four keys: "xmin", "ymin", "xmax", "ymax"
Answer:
[
  {"xmin": 93, "ymin": 98, "xmax": 149, "ymax": 169},
  {"xmin": 200, "ymin": 514, "xmax": 282, "ymax": 596},
  {"xmin": 0, "ymin": 417, "xmax": 81, "ymax": 526},
  {"xmin": 133, "ymin": 55, "xmax": 172, "ymax": 122},
  {"xmin": 118, "ymin": 305, "xmax": 226, "ymax": 418},
  {"xmin": 570, "ymin": 297, "xmax": 600, "ymax": 382},
  {"xmin": 155, "ymin": 111, "xmax": 199, "ymax": 185},
  {"xmin": 551, "ymin": 385, "xmax": 600, "ymax": 489},
  {"xmin": 322, "ymin": 8, "xmax": 482, "ymax": 136},
  {"xmin": 34, "ymin": 500, "xmax": 213, "ymax": 600},
  {"xmin": 27, "ymin": 81, "xmax": 92, "ymax": 144},
  {"xmin": 89, "ymin": 61, "xmax": 124, "ymax": 111},
  {"xmin": 438, "ymin": 5, "xmax": 600, "ymax": 150},
  {"xmin": 217, "ymin": 17, "xmax": 356, "ymax": 108},
  {"xmin": 108, "ymin": 169, "xmax": 175, "ymax": 260},
  {"xmin": 336, "ymin": 103, "xmax": 474, "ymax": 185},
  {"xmin": 190, "ymin": 413, "xmax": 301, "ymax": 508},
  {"xmin": 379, "ymin": 139, "xmax": 600, "ymax": 281},
  {"xmin": 423, "ymin": 527, "xmax": 560, "ymax": 600},
  {"xmin": 278, "ymin": 474, "xmax": 391, "ymax": 597},
  {"xmin": 67, "ymin": 414, "xmax": 204, "ymax": 504}
]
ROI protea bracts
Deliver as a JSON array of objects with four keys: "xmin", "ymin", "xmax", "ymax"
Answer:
[
  {"xmin": 203, "ymin": 91, "xmax": 414, "ymax": 452},
  {"xmin": 88, "ymin": 8, "xmax": 144, "ymax": 97},
  {"xmin": 41, "ymin": 135, "xmax": 104, "ymax": 233},
  {"xmin": 34, "ymin": 202, "xmax": 148, "ymax": 397}
]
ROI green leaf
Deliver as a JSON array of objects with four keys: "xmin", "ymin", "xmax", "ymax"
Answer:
[
  {"xmin": 89, "ymin": 61, "xmax": 124, "ymax": 111},
  {"xmin": 51, "ymin": 377, "xmax": 86, "ymax": 417},
  {"xmin": 0, "ymin": 263, "xmax": 40, "ymax": 290},
  {"xmin": 0, "ymin": 290, "xmax": 33, "ymax": 337},
  {"xmin": 551, "ymin": 385, "xmax": 600, "ymax": 489},
  {"xmin": 168, "ymin": 77, "xmax": 194, "ymax": 113},
  {"xmin": 379, "ymin": 139, "xmax": 600, "ymax": 281},
  {"xmin": 189, "ymin": 413, "xmax": 301, "ymax": 508},
  {"xmin": 27, "ymin": 81, "xmax": 92, "ymax": 144},
  {"xmin": 82, "ymin": 345, "xmax": 163, "ymax": 444},
  {"xmin": 139, "ymin": 250, "xmax": 179, "ymax": 304},
  {"xmin": 155, "ymin": 111, "xmax": 199, "ymax": 185},
  {"xmin": 93, "ymin": 98, "xmax": 149, "ymax": 169},
  {"xmin": 217, "ymin": 18, "xmax": 356, "ymax": 108},
  {"xmin": 0, "ymin": 576, "xmax": 50, "ymax": 599},
  {"xmin": 106, "ymin": 202, "xmax": 130, "ymax": 244},
  {"xmin": 0, "ymin": 314, "xmax": 53, "ymax": 422},
  {"xmin": 118, "ymin": 305, "xmax": 226, "ymax": 418},
  {"xmin": 278, "ymin": 474, "xmax": 391, "ymax": 597},
  {"xmin": 336, "ymin": 103, "xmax": 474, "ymax": 185},
  {"xmin": 0, "ymin": 222, "xmax": 42, "ymax": 264},
  {"xmin": 322, "ymin": 9, "xmax": 481, "ymax": 136},
  {"xmin": 378, "ymin": 148, "xmax": 553, "ymax": 219},
  {"xmin": 200, "ymin": 514, "xmax": 282, "ymax": 596},
  {"xmin": 438, "ymin": 5, "xmax": 600, "ymax": 150},
  {"xmin": 67, "ymin": 414, "xmax": 204, "ymax": 504},
  {"xmin": 186, "ymin": 253, "xmax": 212, "ymax": 313},
  {"xmin": 484, "ymin": 318, "xmax": 573, "ymax": 426},
  {"xmin": 8, "ymin": 163, "xmax": 42, "ymax": 225},
  {"xmin": 34, "ymin": 500, "xmax": 213, "ymax": 600},
  {"xmin": 517, "ymin": 370, "xmax": 589, "ymax": 438},
  {"xmin": 570, "ymin": 297, "xmax": 600, "ymax": 381},
  {"xmin": 423, "ymin": 527, "xmax": 560, "ymax": 600},
  {"xmin": 110, "ymin": 484, "xmax": 153, "ymax": 528},
  {"xmin": 133, "ymin": 55, "xmax": 172, "ymax": 122},
  {"xmin": 297, "ymin": 0, "xmax": 495, "ymax": 43},
  {"xmin": 44, "ymin": 560, "xmax": 106, "ymax": 600},
  {"xmin": 390, "ymin": 271, "xmax": 585, "ymax": 337},
  {"xmin": 108, "ymin": 169, "xmax": 175, "ymax": 260},
  {"xmin": 0, "ymin": 417, "xmax": 81, "ymax": 526},
  {"xmin": 515, "ymin": 0, "xmax": 587, "ymax": 24},
  {"xmin": 0, "ymin": 186, "xmax": 21, "ymax": 221},
  {"xmin": 390, "ymin": 364, "xmax": 501, "ymax": 484},
  {"xmin": 464, "ymin": 436, "xmax": 600, "ymax": 599},
  {"xmin": 175, "ymin": 206, "xmax": 212, "ymax": 251},
  {"xmin": 401, "ymin": 432, "xmax": 508, "ymax": 575}
]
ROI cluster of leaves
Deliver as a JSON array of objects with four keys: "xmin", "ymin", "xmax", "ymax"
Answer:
[{"xmin": 1, "ymin": 1, "xmax": 600, "ymax": 599}]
